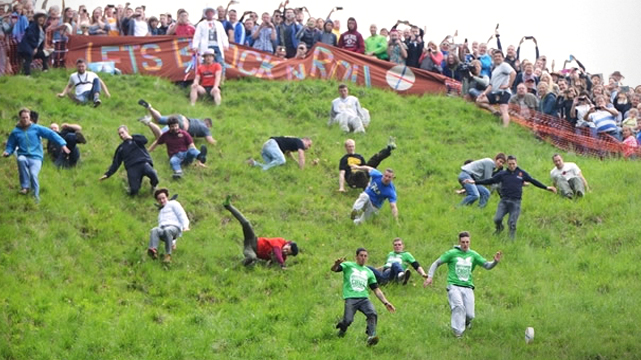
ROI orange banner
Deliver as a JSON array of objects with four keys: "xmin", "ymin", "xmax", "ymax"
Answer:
[{"xmin": 66, "ymin": 36, "xmax": 449, "ymax": 95}]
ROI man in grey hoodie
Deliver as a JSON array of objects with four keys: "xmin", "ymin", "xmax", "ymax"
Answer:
[{"xmin": 457, "ymin": 153, "xmax": 506, "ymax": 208}]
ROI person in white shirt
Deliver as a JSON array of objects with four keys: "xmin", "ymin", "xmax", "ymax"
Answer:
[
  {"xmin": 148, "ymin": 188, "xmax": 190, "ymax": 263},
  {"xmin": 329, "ymin": 84, "xmax": 370, "ymax": 133},
  {"xmin": 550, "ymin": 154, "xmax": 589, "ymax": 199},
  {"xmin": 57, "ymin": 58, "xmax": 110, "ymax": 107},
  {"xmin": 192, "ymin": 6, "xmax": 229, "ymax": 69}
]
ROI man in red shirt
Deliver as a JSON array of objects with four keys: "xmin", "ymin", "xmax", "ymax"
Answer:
[
  {"xmin": 223, "ymin": 196, "xmax": 298, "ymax": 269},
  {"xmin": 148, "ymin": 117, "xmax": 207, "ymax": 178},
  {"xmin": 190, "ymin": 48, "xmax": 222, "ymax": 106}
]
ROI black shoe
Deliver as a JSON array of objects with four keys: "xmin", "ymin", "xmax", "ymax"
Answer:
[
  {"xmin": 138, "ymin": 99, "xmax": 150, "ymax": 108},
  {"xmin": 402, "ymin": 269, "xmax": 411, "ymax": 285},
  {"xmin": 197, "ymin": 145, "xmax": 208, "ymax": 164},
  {"xmin": 93, "ymin": 97, "xmax": 101, "ymax": 108},
  {"xmin": 75, "ymin": 131, "xmax": 87, "ymax": 144},
  {"xmin": 493, "ymin": 224, "xmax": 504, "ymax": 235},
  {"xmin": 366, "ymin": 335, "xmax": 379, "ymax": 346}
]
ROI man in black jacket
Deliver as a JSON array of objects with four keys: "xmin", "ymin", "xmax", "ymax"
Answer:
[
  {"xmin": 99, "ymin": 125, "xmax": 159, "ymax": 195},
  {"xmin": 465, "ymin": 155, "xmax": 556, "ymax": 239},
  {"xmin": 17, "ymin": 10, "xmax": 48, "ymax": 75}
]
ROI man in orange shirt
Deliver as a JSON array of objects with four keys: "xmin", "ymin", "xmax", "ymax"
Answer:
[
  {"xmin": 190, "ymin": 48, "xmax": 222, "ymax": 106},
  {"xmin": 223, "ymin": 196, "xmax": 298, "ymax": 269}
]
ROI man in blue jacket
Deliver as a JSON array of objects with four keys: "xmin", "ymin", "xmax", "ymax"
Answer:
[
  {"xmin": 465, "ymin": 155, "xmax": 556, "ymax": 239},
  {"xmin": 3, "ymin": 108, "xmax": 69, "ymax": 202}
]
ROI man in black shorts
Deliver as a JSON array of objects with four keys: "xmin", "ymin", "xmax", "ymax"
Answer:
[
  {"xmin": 247, "ymin": 136, "xmax": 312, "ymax": 170},
  {"xmin": 338, "ymin": 137, "xmax": 396, "ymax": 191},
  {"xmin": 476, "ymin": 50, "xmax": 516, "ymax": 127},
  {"xmin": 137, "ymin": 100, "xmax": 217, "ymax": 145}
]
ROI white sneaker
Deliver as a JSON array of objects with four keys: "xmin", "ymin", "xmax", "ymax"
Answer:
[
  {"xmin": 172, "ymin": 239, "xmax": 177, "ymax": 250},
  {"xmin": 138, "ymin": 115, "xmax": 152, "ymax": 125}
]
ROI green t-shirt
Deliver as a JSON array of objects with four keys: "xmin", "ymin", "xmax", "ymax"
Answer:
[
  {"xmin": 384, "ymin": 251, "xmax": 416, "ymax": 271},
  {"xmin": 340, "ymin": 261, "xmax": 377, "ymax": 299},
  {"xmin": 440, "ymin": 247, "xmax": 487, "ymax": 288},
  {"xmin": 365, "ymin": 34, "xmax": 389, "ymax": 60}
]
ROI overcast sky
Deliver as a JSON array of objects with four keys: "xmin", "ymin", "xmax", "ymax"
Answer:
[{"xmin": 62, "ymin": 0, "xmax": 641, "ymax": 86}]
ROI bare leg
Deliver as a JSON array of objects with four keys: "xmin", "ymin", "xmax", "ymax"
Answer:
[{"xmin": 147, "ymin": 122, "xmax": 163, "ymax": 139}]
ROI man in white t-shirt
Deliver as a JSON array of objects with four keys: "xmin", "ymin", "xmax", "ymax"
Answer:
[
  {"xmin": 476, "ymin": 50, "xmax": 516, "ymax": 127},
  {"xmin": 550, "ymin": 154, "xmax": 589, "ymax": 199},
  {"xmin": 129, "ymin": 7, "xmax": 149, "ymax": 37},
  {"xmin": 57, "ymin": 58, "xmax": 110, "ymax": 107},
  {"xmin": 329, "ymin": 84, "xmax": 370, "ymax": 133}
]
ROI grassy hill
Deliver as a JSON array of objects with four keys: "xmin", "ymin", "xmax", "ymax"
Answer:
[{"xmin": 0, "ymin": 71, "xmax": 640, "ymax": 360}]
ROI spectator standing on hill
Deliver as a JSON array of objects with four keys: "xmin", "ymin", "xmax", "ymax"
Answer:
[
  {"xmin": 251, "ymin": 12, "xmax": 276, "ymax": 53},
  {"xmin": 329, "ymin": 84, "xmax": 370, "ymax": 133},
  {"xmin": 332, "ymin": 248, "xmax": 396, "ymax": 346},
  {"xmin": 190, "ymin": 49, "xmax": 222, "ymax": 106},
  {"xmin": 247, "ymin": 136, "xmax": 312, "ymax": 171},
  {"xmin": 338, "ymin": 138, "xmax": 396, "ymax": 192},
  {"xmin": 477, "ymin": 43, "xmax": 492, "ymax": 78},
  {"xmin": 127, "ymin": 7, "xmax": 148, "ymax": 36},
  {"xmin": 423, "ymin": 231, "xmax": 502, "ymax": 338},
  {"xmin": 148, "ymin": 117, "xmax": 208, "ymax": 179},
  {"xmin": 550, "ymin": 154, "xmax": 588, "ymax": 199},
  {"xmin": 349, "ymin": 165, "xmax": 398, "ymax": 225},
  {"xmin": 338, "ymin": 17, "xmax": 364, "ymax": 54},
  {"xmin": 537, "ymin": 82, "xmax": 558, "ymax": 117},
  {"xmin": 295, "ymin": 17, "xmax": 319, "ymax": 51},
  {"xmin": 457, "ymin": 153, "xmax": 506, "ymax": 208},
  {"xmin": 584, "ymin": 95, "xmax": 621, "ymax": 140},
  {"xmin": 167, "ymin": 10, "xmax": 195, "ymax": 36},
  {"xmin": 387, "ymin": 30, "xmax": 407, "ymax": 65},
  {"xmin": 148, "ymin": 188, "xmax": 189, "ymax": 264},
  {"xmin": 99, "ymin": 125, "xmax": 159, "ymax": 196},
  {"xmin": 222, "ymin": 196, "xmax": 299, "ymax": 268},
  {"xmin": 364, "ymin": 24, "xmax": 387, "ymax": 60},
  {"xmin": 3, "ymin": 108, "xmax": 69, "ymax": 203},
  {"xmin": 476, "ymin": 50, "xmax": 516, "ymax": 127},
  {"xmin": 318, "ymin": 20, "xmax": 337, "ymax": 47},
  {"xmin": 192, "ymin": 7, "xmax": 229, "ymax": 70},
  {"xmin": 276, "ymin": 8, "xmax": 301, "ymax": 58},
  {"xmin": 57, "ymin": 58, "xmax": 110, "ymax": 107},
  {"xmin": 47, "ymin": 122, "xmax": 85, "ymax": 168},
  {"xmin": 137, "ymin": 100, "xmax": 217, "ymax": 145},
  {"xmin": 404, "ymin": 26, "xmax": 424, "ymax": 68},
  {"xmin": 467, "ymin": 155, "xmax": 556, "ymax": 239},
  {"xmin": 17, "ymin": 9, "xmax": 48, "ymax": 75},
  {"xmin": 368, "ymin": 238, "xmax": 428, "ymax": 286}
]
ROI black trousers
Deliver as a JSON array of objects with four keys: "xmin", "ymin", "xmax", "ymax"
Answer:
[
  {"xmin": 346, "ymin": 147, "xmax": 392, "ymax": 189},
  {"xmin": 126, "ymin": 162, "xmax": 158, "ymax": 195}
]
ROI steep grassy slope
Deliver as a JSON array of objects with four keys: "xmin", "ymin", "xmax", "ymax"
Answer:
[{"xmin": 0, "ymin": 72, "xmax": 640, "ymax": 360}]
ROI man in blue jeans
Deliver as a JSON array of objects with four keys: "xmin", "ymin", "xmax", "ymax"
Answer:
[
  {"xmin": 247, "ymin": 136, "xmax": 312, "ymax": 170},
  {"xmin": 148, "ymin": 117, "xmax": 207, "ymax": 179},
  {"xmin": 368, "ymin": 238, "xmax": 428, "ymax": 286},
  {"xmin": 457, "ymin": 153, "xmax": 505, "ymax": 208},
  {"xmin": 3, "ymin": 108, "xmax": 69, "ymax": 203}
]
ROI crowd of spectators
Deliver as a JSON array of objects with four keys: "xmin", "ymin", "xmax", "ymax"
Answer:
[{"xmin": 2, "ymin": 0, "xmax": 641, "ymax": 154}]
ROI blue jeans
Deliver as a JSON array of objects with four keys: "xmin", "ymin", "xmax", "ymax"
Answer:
[
  {"xmin": 458, "ymin": 171, "xmax": 490, "ymax": 208},
  {"xmin": 494, "ymin": 198, "xmax": 521, "ymax": 239},
  {"xmin": 169, "ymin": 148, "xmax": 200, "ymax": 172},
  {"xmin": 254, "ymin": 139, "xmax": 286, "ymax": 170},
  {"xmin": 76, "ymin": 78, "xmax": 101, "ymax": 103},
  {"xmin": 368, "ymin": 263, "xmax": 404, "ymax": 285},
  {"xmin": 17, "ymin": 155, "xmax": 42, "ymax": 201}
]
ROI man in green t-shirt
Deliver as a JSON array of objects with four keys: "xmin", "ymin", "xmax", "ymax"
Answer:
[
  {"xmin": 364, "ymin": 24, "xmax": 388, "ymax": 60},
  {"xmin": 368, "ymin": 237, "xmax": 429, "ymax": 286},
  {"xmin": 423, "ymin": 231, "xmax": 502, "ymax": 337},
  {"xmin": 331, "ymin": 248, "xmax": 396, "ymax": 346}
]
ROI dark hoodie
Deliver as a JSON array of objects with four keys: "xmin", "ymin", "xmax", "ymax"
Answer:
[
  {"xmin": 318, "ymin": 20, "xmax": 337, "ymax": 46},
  {"xmin": 337, "ymin": 17, "xmax": 364, "ymax": 54}
]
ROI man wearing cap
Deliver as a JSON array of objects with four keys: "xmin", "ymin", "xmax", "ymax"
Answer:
[
  {"xmin": 148, "ymin": 117, "xmax": 208, "ymax": 179},
  {"xmin": 57, "ymin": 58, "xmax": 110, "ymax": 107},
  {"xmin": 148, "ymin": 188, "xmax": 190, "ymax": 264},
  {"xmin": 17, "ymin": 9, "xmax": 48, "ymax": 75},
  {"xmin": 192, "ymin": 6, "xmax": 229, "ymax": 70},
  {"xmin": 137, "ymin": 100, "xmax": 217, "ymax": 145},
  {"xmin": 223, "ymin": 196, "xmax": 299, "ymax": 269},
  {"xmin": 99, "ymin": 125, "xmax": 159, "ymax": 196},
  {"xmin": 190, "ymin": 48, "xmax": 222, "ymax": 106},
  {"xmin": 3, "ymin": 108, "xmax": 69, "ymax": 203}
]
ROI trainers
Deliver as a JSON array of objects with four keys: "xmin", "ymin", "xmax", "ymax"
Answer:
[
  {"xmin": 172, "ymin": 240, "xmax": 177, "ymax": 251},
  {"xmin": 138, "ymin": 115, "xmax": 152, "ymax": 125},
  {"xmin": 19, "ymin": 188, "xmax": 29, "ymax": 195},
  {"xmin": 493, "ymin": 224, "xmax": 504, "ymax": 235},
  {"xmin": 74, "ymin": 131, "xmax": 87, "ymax": 144},
  {"xmin": 387, "ymin": 136, "xmax": 397, "ymax": 150},
  {"xmin": 337, "ymin": 329, "xmax": 346, "ymax": 338},
  {"xmin": 147, "ymin": 248, "xmax": 158, "ymax": 260},
  {"xmin": 246, "ymin": 158, "xmax": 256, "ymax": 166},
  {"xmin": 138, "ymin": 99, "xmax": 150, "ymax": 109},
  {"xmin": 196, "ymin": 145, "xmax": 208, "ymax": 164},
  {"xmin": 402, "ymin": 269, "xmax": 411, "ymax": 285},
  {"xmin": 172, "ymin": 171, "xmax": 183, "ymax": 179},
  {"xmin": 223, "ymin": 195, "xmax": 232, "ymax": 207},
  {"xmin": 93, "ymin": 97, "xmax": 101, "ymax": 108},
  {"xmin": 366, "ymin": 335, "xmax": 379, "ymax": 346},
  {"xmin": 350, "ymin": 209, "xmax": 360, "ymax": 220},
  {"xmin": 162, "ymin": 254, "xmax": 171, "ymax": 263}
]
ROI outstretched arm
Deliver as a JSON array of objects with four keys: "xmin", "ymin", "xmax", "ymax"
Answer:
[
  {"xmin": 373, "ymin": 287, "xmax": 396, "ymax": 313},
  {"xmin": 482, "ymin": 251, "xmax": 502, "ymax": 269},
  {"xmin": 423, "ymin": 258, "xmax": 444, "ymax": 287}
]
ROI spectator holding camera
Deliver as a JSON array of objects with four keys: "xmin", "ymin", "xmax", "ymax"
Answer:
[
  {"xmin": 252, "ymin": 12, "xmax": 276, "ymax": 53},
  {"xmin": 476, "ymin": 50, "xmax": 516, "ymax": 127},
  {"xmin": 584, "ymin": 95, "xmax": 621, "ymax": 140},
  {"xmin": 167, "ymin": 9, "xmax": 194, "ymax": 36},
  {"xmin": 387, "ymin": 30, "xmax": 407, "ymax": 65},
  {"xmin": 461, "ymin": 60, "xmax": 489, "ymax": 101},
  {"xmin": 405, "ymin": 26, "xmax": 424, "ymax": 68},
  {"xmin": 276, "ymin": 8, "xmax": 301, "ymax": 58}
]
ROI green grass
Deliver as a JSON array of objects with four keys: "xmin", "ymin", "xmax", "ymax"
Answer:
[{"xmin": 1, "ymin": 71, "xmax": 640, "ymax": 359}]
